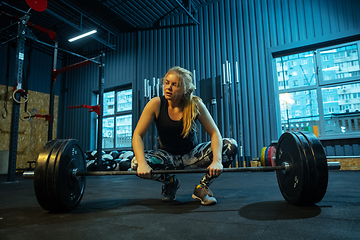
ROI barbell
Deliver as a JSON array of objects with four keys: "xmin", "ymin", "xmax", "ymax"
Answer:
[{"xmin": 23, "ymin": 131, "xmax": 341, "ymax": 212}]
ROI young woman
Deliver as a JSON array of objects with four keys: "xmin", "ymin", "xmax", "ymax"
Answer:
[{"xmin": 131, "ymin": 66, "xmax": 238, "ymax": 205}]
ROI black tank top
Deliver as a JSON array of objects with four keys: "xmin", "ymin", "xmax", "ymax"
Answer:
[{"xmin": 154, "ymin": 96, "xmax": 198, "ymax": 155}]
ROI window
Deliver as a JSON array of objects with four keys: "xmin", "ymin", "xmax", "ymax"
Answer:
[
  {"xmin": 279, "ymin": 90, "xmax": 319, "ymax": 133},
  {"xmin": 97, "ymin": 88, "xmax": 132, "ymax": 149},
  {"xmin": 326, "ymin": 96, "xmax": 334, "ymax": 102},
  {"xmin": 290, "ymin": 60, "xmax": 297, "ymax": 68},
  {"xmin": 275, "ymin": 41, "xmax": 360, "ymax": 137},
  {"xmin": 276, "ymin": 51, "xmax": 317, "ymax": 90},
  {"xmin": 320, "ymin": 44, "xmax": 360, "ymax": 82}
]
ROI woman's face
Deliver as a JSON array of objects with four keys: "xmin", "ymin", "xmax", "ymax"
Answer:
[{"xmin": 163, "ymin": 73, "xmax": 184, "ymax": 102}]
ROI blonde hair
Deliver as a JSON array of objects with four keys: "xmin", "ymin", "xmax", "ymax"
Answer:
[{"xmin": 164, "ymin": 66, "xmax": 201, "ymax": 138}]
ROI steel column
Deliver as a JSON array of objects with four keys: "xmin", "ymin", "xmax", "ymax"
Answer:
[{"xmin": 7, "ymin": 16, "xmax": 28, "ymax": 182}]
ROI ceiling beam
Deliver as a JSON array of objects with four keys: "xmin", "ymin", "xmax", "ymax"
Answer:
[
  {"xmin": 173, "ymin": 0, "xmax": 199, "ymax": 25},
  {"xmin": 135, "ymin": 23, "xmax": 198, "ymax": 32},
  {"xmin": 135, "ymin": 0, "xmax": 200, "ymax": 32}
]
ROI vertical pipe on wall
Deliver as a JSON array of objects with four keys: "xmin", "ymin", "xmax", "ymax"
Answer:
[
  {"xmin": 211, "ymin": 2, "xmax": 223, "ymax": 138},
  {"xmin": 146, "ymin": 79, "xmax": 151, "ymax": 149},
  {"xmin": 257, "ymin": 0, "xmax": 272, "ymax": 146},
  {"xmin": 249, "ymin": 0, "xmax": 263, "ymax": 156},
  {"xmin": 228, "ymin": 61, "xmax": 238, "ymax": 166},
  {"xmin": 228, "ymin": 0, "xmax": 241, "ymax": 165},
  {"xmin": 48, "ymin": 39, "xmax": 58, "ymax": 141},
  {"xmin": 238, "ymin": 0, "xmax": 250, "ymax": 165},
  {"xmin": 222, "ymin": 62, "xmax": 230, "ymax": 139},
  {"xmin": 235, "ymin": 61, "xmax": 244, "ymax": 164},
  {"xmin": 96, "ymin": 52, "xmax": 105, "ymax": 168},
  {"xmin": 152, "ymin": 77, "xmax": 157, "ymax": 149}
]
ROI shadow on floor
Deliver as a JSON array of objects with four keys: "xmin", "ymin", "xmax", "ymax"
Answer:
[
  {"xmin": 77, "ymin": 197, "xmax": 202, "ymax": 215},
  {"xmin": 238, "ymin": 201, "xmax": 322, "ymax": 220}
]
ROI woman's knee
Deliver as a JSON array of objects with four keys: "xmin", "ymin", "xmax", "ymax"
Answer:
[
  {"xmin": 130, "ymin": 156, "xmax": 138, "ymax": 170},
  {"xmin": 222, "ymin": 138, "xmax": 238, "ymax": 162}
]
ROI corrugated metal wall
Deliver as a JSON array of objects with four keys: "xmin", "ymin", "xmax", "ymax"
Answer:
[
  {"xmin": 61, "ymin": 33, "xmax": 137, "ymax": 150},
  {"xmin": 62, "ymin": 0, "xmax": 360, "ymax": 159}
]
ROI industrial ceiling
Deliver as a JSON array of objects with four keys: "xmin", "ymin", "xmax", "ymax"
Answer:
[{"xmin": 1, "ymin": 0, "xmax": 219, "ymax": 54}]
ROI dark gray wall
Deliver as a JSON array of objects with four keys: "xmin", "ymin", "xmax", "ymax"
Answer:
[
  {"xmin": 61, "ymin": 33, "xmax": 137, "ymax": 150},
  {"xmin": 62, "ymin": 0, "xmax": 360, "ymax": 158}
]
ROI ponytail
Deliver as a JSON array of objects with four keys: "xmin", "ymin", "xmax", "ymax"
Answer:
[{"xmin": 181, "ymin": 94, "xmax": 201, "ymax": 138}]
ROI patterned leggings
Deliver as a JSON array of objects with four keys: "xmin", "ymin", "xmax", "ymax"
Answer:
[{"xmin": 131, "ymin": 138, "xmax": 238, "ymax": 187}]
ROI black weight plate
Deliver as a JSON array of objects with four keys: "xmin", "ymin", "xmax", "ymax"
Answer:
[
  {"xmin": 34, "ymin": 139, "xmax": 65, "ymax": 211},
  {"xmin": 300, "ymin": 132, "xmax": 328, "ymax": 204},
  {"xmin": 46, "ymin": 140, "xmax": 68, "ymax": 210},
  {"xmin": 53, "ymin": 139, "xmax": 86, "ymax": 211},
  {"xmin": 294, "ymin": 132, "xmax": 317, "ymax": 205},
  {"xmin": 276, "ymin": 132, "xmax": 306, "ymax": 204}
]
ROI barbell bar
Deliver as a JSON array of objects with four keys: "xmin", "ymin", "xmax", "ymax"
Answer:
[
  {"xmin": 23, "ymin": 161, "xmax": 341, "ymax": 179},
  {"xmin": 23, "ymin": 131, "xmax": 342, "ymax": 212}
]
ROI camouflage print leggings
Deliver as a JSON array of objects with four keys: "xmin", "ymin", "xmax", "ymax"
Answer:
[{"xmin": 131, "ymin": 138, "xmax": 238, "ymax": 187}]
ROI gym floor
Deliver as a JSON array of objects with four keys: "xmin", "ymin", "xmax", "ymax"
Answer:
[{"xmin": 1, "ymin": 170, "xmax": 359, "ymax": 240}]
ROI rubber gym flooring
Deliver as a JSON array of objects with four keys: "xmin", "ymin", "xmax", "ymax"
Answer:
[{"xmin": 1, "ymin": 170, "xmax": 359, "ymax": 240}]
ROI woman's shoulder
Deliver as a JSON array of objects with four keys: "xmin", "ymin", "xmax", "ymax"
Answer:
[
  {"xmin": 148, "ymin": 96, "xmax": 162, "ymax": 107},
  {"xmin": 193, "ymin": 96, "xmax": 203, "ymax": 107},
  {"xmin": 193, "ymin": 96, "xmax": 207, "ymax": 116},
  {"xmin": 145, "ymin": 97, "xmax": 162, "ymax": 118}
]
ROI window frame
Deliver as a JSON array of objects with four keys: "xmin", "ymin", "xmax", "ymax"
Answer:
[
  {"xmin": 274, "ymin": 40, "xmax": 360, "ymax": 140},
  {"xmin": 96, "ymin": 86, "xmax": 133, "ymax": 151}
]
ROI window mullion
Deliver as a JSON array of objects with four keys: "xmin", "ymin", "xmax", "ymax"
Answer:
[{"xmin": 314, "ymin": 50, "xmax": 325, "ymax": 137}]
